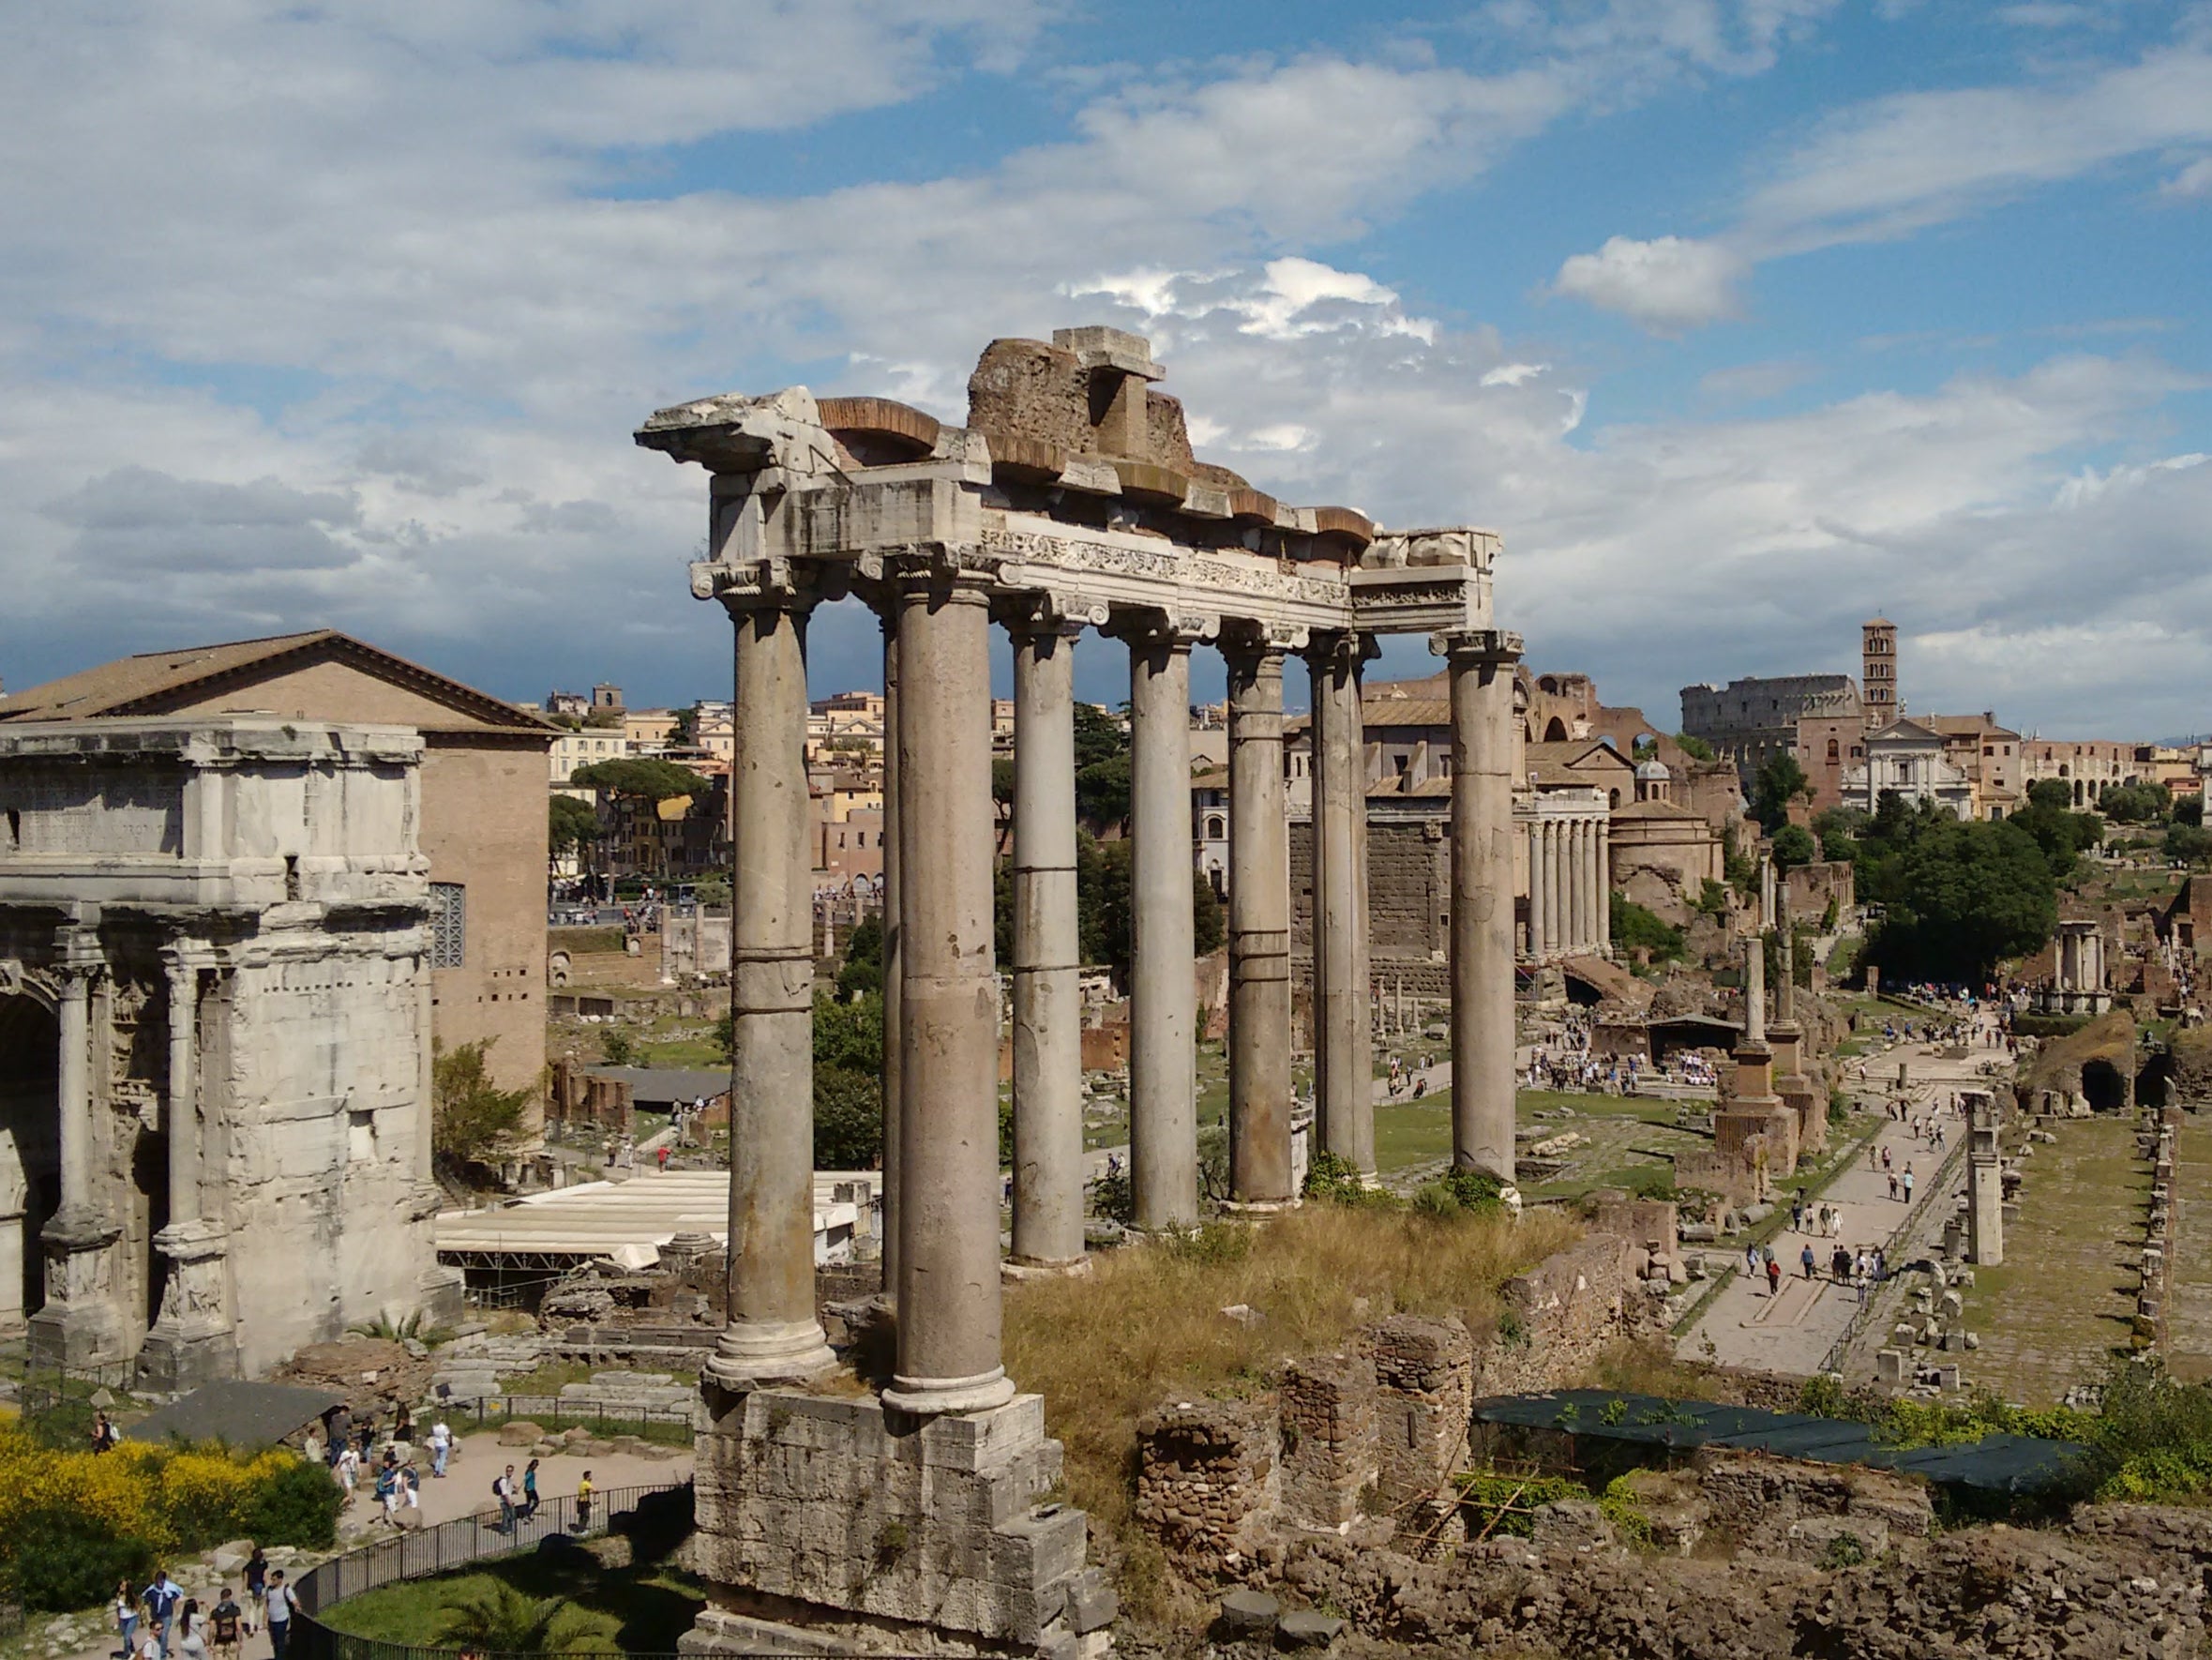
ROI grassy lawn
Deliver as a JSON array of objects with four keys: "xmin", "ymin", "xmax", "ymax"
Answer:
[
  {"xmin": 319, "ymin": 1549, "xmax": 707, "ymax": 1652},
  {"xmin": 1958, "ymin": 1115, "xmax": 2147, "ymax": 1406},
  {"xmin": 1373, "ymin": 1088, "xmax": 1703, "ymax": 1198}
]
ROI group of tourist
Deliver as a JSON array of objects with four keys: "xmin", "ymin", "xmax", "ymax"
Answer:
[{"xmin": 114, "ymin": 1559, "xmax": 296, "ymax": 1660}]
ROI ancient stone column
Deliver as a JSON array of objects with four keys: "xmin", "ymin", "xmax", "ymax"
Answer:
[
  {"xmin": 1572, "ymin": 821, "xmax": 1591, "ymax": 953},
  {"xmin": 879, "ymin": 611, "xmax": 902, "ymax": 1286},
  {"xmin": 711, "ymin": 596, "xmax": 834, "ymax": 1388},
  {"xmin": 53, "ymin": 963, "xmax": 93, "ymax": 1223},
  {"xmin": 1125, "ymin": 616, "xmax": 1202, "ymax": 1230},
  {"xmin": 1225, "ymin": 631, "xmax": 1295, "ymax": 1209},
  {"xmin": 30, "ymin": 943, "xmax": 123, "ymax": 1368},
  {"xmin": 1596, "ymin": 819, "xmax": 1613, "ymax": 954},
  {"xmin": 1966, "ymin": 1090, "xmax": 2004, "ymax": 1265},
  {"xmin": 164, "ymin": 956, "xmax": 201, "ymax": 1226},
  {"xmin": 1745, "ymin": 930, "xmax": 1768, "ymax": 1046},
  {"xmin": 886, "ymin": 570, "xmax": 1015, "ymax": 1413},
  {"xmin": 1441, "ymin": 630, "xmax": 1521, "ymax": 1182},
  {"xmin": 1009, "ymin": 612, "xmax": 1088, "ymax": 1271},
  {"xmin": 1548, "ymin": 822, "xmax": 1566, "ymax": 960},
  {"xmin": 1527, "ymin": 822, "xmax": 1543, "ymax": 959},
  {"xmin": 1311, "ymin": 632, "xmax": 1375, "ymax": 1174}
]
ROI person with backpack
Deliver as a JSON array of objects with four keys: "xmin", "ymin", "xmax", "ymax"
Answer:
[
  {"xmin": 263, "ymin": 1572, "xmax": 300, "ymax": 1660},
  {"xmin": 207, "ymin": 1591, "xmax": 242, "ymax": 1660},
  {"xmin": 495, "ymin": 1465, "xmax": 518, "ymax": 1533},
  {"xmin": 1764, "ymin": 1253, "xmax": 1782, "ymax": 1297}
]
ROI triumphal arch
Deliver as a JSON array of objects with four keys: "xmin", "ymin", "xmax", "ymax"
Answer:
[{"xmin": 638, "ymin": 327, "xmax": 1524, "ymax": 1656}]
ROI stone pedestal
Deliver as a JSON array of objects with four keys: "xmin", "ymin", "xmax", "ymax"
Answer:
[
  {"xmin": 684, "ymin": 1385, "xmax": 1111, "ymax": 1659},
  {"xmin": 1966, "ymin": 1090, "xmax": 2003, "ymax": 1266},
  {"xmin": 26, "ymin": 1203, "xmax": 125, "ymax": 1369},
  {"xmin": 138, "ymin": 1217, "xmax": 241, "ymax": 1389}
]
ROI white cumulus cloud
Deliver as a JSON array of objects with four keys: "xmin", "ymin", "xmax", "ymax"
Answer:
[{"xmin": 1549, "ymin": 235, "xmax": 1748, "ymax": 331}]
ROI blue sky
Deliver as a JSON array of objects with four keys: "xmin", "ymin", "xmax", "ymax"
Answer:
[{"xmin": 1, "ymin": 1, "xmax": 2206, "ymax": 737}]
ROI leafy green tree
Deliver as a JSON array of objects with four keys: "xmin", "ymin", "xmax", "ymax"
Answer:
[
  {"xmin": 1076, "ymin": 829, "xmax": 1108, "ymax": 965},
  {"xmin": 1865, "ymin": 817, "xmax": 2056, "ymax": 981},
  {"xmin": 2167, "ymin": 822, "xmax": 2212, "ymax": 868},
  {"xmin": 1609, "ymin": 894, "xmax": 1685, "ymax": 961},
  {"xmin": 815, "ymin": 1065, "xmax": 883, "ymax": 1169},
  {"xmin": 599, "ymin": 1029, "xmax": 636, "ymax": 1066},
  {"xmin": 1752, "ymin": 752, "xmax": 1813, "ymax": 833},
  {"xmin": 2010, "ymin": 793, "xmax": 2103, "ymax": 882},
  {"xmin": 692, "ymin": 875, "xmax": 730, "ymax": 908},
  {"xmin": 1770, "ymin": 823, "xmax": 1817, "ymax": 873},
  {"xmin": 1076, "ymin": 750, "xmax": 1132, "ymax": 830},
  {"xmin": 1193, "ymin": 870, "xmax": 1226, "ymax": 956},
  {"xmin": 835, "ymin": 913, "xmax": 883, "ymax": 998},
  {"xmin": 1672, "ymin": 732, "xmax": 1716, "ymax": 762},
  {"xmin": 431, "ymin": 1039, "xmax": 535, "ymax": 1165},
  {"xmin": 1812, "ymin": 806, "xmax": 1869, "ymax": 865},
  {"xmin": 1073, "ymin": 702, "xmax": 1126, "ymax": 769},
  {"xmin": 2027, "ymin": 778, "xmax": 2075, "ymax": 812},
  {"xmin": 549, "ymin": 794, "xmax": 600, "ymax": 858},
  {"xmin": 569, "ymin": 756, "xmax": 711, "ymax": 801},
  {"xmin": 2099, "ymin": 781, "xmax": 2172, "ymax": 824},
  {"xmin": 2177, "ymin": 794, "xmax": 2204, "ymax": 828}
]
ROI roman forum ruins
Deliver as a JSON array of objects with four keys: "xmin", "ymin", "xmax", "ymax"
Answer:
[{"xmin": 635, "ymin": 326, "xmax": 1523, "ymax": 1652}]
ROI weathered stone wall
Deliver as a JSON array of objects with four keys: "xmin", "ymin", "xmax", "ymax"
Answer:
[
  {"xmin": 690, "ymin": 1385, "xmax": 1112, "ymax": 1656},
  {"xmin": 1289, "ymin": 819, "xmax": 1451, "ymax": 997},
  {"xmin": 1135, "ymin": 1398, "xmax": 1282, "ymax": 1575},
  {"xmin": 1477, "ymin": 1232, "xmax": 1646, "ymax": 1395},
  {"xmin": 1277, "ymin": 1351, "xmax": 1376, "ymax": 1532},
  {"xmin": 1783, "ymin": 859, "xmax": 1855, "ymax": 923}
]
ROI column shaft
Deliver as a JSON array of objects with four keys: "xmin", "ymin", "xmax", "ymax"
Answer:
[
  {"xmin": 1226, "ymin": 642, "xmax": 1293, "ymax": 1207},
  {"xmin": 1568, "ymin": 822, "xmax": 1587, "ymax": 953},
  {"xmin": 1447, "ymin": 637, "xmax": 1520, "ymax": 1181},
  {"xmin": 712, "ymin": 601, "xmax": 833, "ymax": 1386},
  {"xmin": 887, "ymin": 577, "xmax": 1014, "ymax": 1413},
  {"xmin": 1312, "ymin": 640, "xmax": 1374, "ymax": 1173},
  {"xmin": 1597, "ymin": 822, "xmax": 1612, "ymax": 953},
  {"xmin": 1010, "ymin": 620, "xmax": 1086, "ymax": 1268},
  {"xmin": 1127, "ymin": 629, "xmax": 1199, "ymax": 1229},
  {"xmin": 55, "ymin": 969, "xmax": 92, "ymax": 1211},
  {"xmin": 1524, "ymin": 821, "xmax": 1542, "ymax": 959},
  {"xmin": 1541, "ymin": 822, "xmax": 1560, "ymax": 958},
  {"xmin": 879, "ymin": 614, "xmax": 902, "ymax": 1285},
  {"xmin": 166, "ymin": 960, "xmax": 200, "ymax": 1225}
]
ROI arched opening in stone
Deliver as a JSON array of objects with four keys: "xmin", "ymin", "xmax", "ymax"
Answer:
[
  {"xmin": 0, "ymin": 993, "xmax": 61, "ymax": 1333},
  {"xmin": 2081, "ymin": 1058, "xmax": 2129, "ymax": 1112},
  {"xmin": 1543, "ymin": 717, "xmax": 1568, "ymax": 742},
  {"xmin": 2137, "ymin": 1053, "xmax": 2174, "ymax": 1110}
]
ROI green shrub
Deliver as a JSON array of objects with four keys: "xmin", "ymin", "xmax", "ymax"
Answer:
[
  {"xmin": 1302, "ymin": 1151, "xmax": 1400, "ymax": 1209},
  {"xmin": 14, "ymin": 1503, "xmax": 158, "ymax": 1612},
  {"xmin": 236, "ymin": 1455, "xmax": 343, "ymax": 1549},
  {"xmin": 1817, "ymin": 1531, "xmax": 1867, "ymax": 1570}
]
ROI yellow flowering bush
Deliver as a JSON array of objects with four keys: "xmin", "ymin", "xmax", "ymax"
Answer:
[{"xmin": 0, "ymin": 1425, "xmax": 340, "ymax": 1611}]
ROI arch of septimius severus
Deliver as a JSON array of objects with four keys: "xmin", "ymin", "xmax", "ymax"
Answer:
[{"xmin": 636, "ymin": 326, "xmax": 1522, "ymax": 1657}]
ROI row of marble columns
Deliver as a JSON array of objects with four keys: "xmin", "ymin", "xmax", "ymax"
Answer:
[
  {"xmin": 708, "ymin": 571, "xmax": 1521, "ymax": 1420},
  {"xmin": 1526, "ymin": 815, "xmax": 1609, "ymax": 961},
  {"xmin": 2057, "ymin": 924, "xmax": 2105, "ymax": 992}
]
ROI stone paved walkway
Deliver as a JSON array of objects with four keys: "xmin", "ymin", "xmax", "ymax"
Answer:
[
  {"xmin": 2166, "ymin": 1121, "xmax": 2212, "ymax": 1383},
  {"xmin": 1677, "ymin": 1038, "xmax": 1995, "ymax": 1376}
]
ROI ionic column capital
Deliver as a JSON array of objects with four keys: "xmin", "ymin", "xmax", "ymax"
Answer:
[
  {"xmin": 1106, "ymin": 605, "xmax": 1216, "ymax": 652},
  {"xmin": 701, "ymin": 553, "xmax": 844, "ymax": 614},
  {"xmin": 997, "ymin": 590, "xmax": 1107, "ymax": 639},
  {"xmin": 1304, "ymin": 627, "xmax": 1379, "ymax": 672},
  {"xmin": 1220, "ymin": 618, "xmax": 1310, "ymax": 663},
  {"xmin": 1430, "ymin": 626, "xmax": 1524, "ymax": 664}
]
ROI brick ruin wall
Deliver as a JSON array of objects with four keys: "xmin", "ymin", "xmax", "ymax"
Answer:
[
  {"xmin": 1136, "ymin": 1231, "xmax": 1651, "ymax": 1575},
  {"xmin": 1288, "ymin": 820, "xmax": 1452, "ymax": 1000}
]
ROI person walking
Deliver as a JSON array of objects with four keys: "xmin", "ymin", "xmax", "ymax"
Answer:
[
  {"xmin": 335, "ymin": 1442, "xmax": 360, "ymax": 1507},
  {"xmin": 1765, "ymin": 1252, "xmax": 1782, "ymax": 1298},
  {"xmin": 403, "ymin": 1461, "xmax": 423, "ymax": 1522},
  {"xmin": 522, "ymin": 1457, "xmax": 541, "ymax": 1522},
  {"xmin": 208, "ymin": 1592, "xmax": 242, "ymax": 1660},
  {"xmin": 1799, "ymin": 1242, "xmax": 1816, "ymax": 1280},
  {"xmin": 495, "ymin": 1464, "xmax": 519, "ymax": 1533},
  {"xmin": 1903, "ymin": 1165, "xmax": 1916, "ymax": 1205},
  {"xmin": 243, "ymin": 1550, "xmax": 267, "ymax": 1605},
  {"xmin": 175, "ymin": 1600, "xmax": 206, "ymax": 1660},
  {"xmin": 92, "ymin": 1410, "xmax": 118, "ymax": 1453},
  {"xmin": 429, "ymin": 1415, "xmax": 451, "ymax": 1478},
  {"xmin": 263, "ymin": 1572, "xmax": 299, "ymax": 1660},
  {"xmin": 1744, "ymin": 1241, "xmax": 1760, "ymax": 1276},
  {"xmin": 575, "ymin": 1469, "xmax": 594, "ymax": 1534},
  {"xmin": 1888, "ymin": 1173, "xmax": 1899, "ymax": 1201},
  {"xmin": 114, "ymin": 1578, "xmax": 140, "ymax": 1660},
  {"xmin": 143, "ymin": 1570, "xmax": 183, "ymax": 1660},
  {"xmin": 1791, "ymin": 1195, "xmax": 1805, "ymax": 1231}
]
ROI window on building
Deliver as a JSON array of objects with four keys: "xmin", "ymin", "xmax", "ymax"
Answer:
[
  {"xmin": 1827, "ymin": 739, "xmax": 1840, "ymax": 762},
  {"xmin": 429, "ymin": 883, "xmax": 466, "ymax": 969}
]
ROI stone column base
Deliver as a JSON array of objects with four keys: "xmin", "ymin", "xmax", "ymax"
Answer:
[
  {"xmin": 1001, "ymin": 1256, "xmax": 1095, "ymax": 1282},
  {"xmin": 28, "ymin": 1203, "xmax": 126, "ymax": 1369},
  {"xmin": 688, "ymin": 1387, "xmax": 1113, "ymax": 1658}
]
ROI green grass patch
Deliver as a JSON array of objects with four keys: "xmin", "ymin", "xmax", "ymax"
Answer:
[{"xmin": 319, "ymin": 1549, "xmax": 707, "ymax": 1652}]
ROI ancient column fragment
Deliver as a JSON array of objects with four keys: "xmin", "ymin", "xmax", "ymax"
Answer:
[
  {"xmin": 1542, "ymin": 820, "xmax": 1561, "ymax": 958},
  {"xmin": 1966, "ymin": 1090, "xmax": 2004, "ymax": 1265},
  {"xmin": 1441, "ymin": 630, "xmax": 1521, "ymax": 1182},
  {"xmin": 1125, "ymin": 617, "xmax": 1202, "ymax": 1229},
  {"xmin": 1597, "ymin": 819, "xmax": 1612, "ymax": 953},
  {"xmin": 1311, "ymin": 632, "xmax": 1375, "ymax": 1174},
  {"xmin": 1524, "ymin": 821, "xmax": 1543, "ymax": 958},
  {"xmin": 165, "ymin": 956, "xmax": 201, "ymax": 1226},
  {"xmin": 1226, "ymin": 631, "xmax": 1295, "ymax": 1209},
  {"xmin": 712, "ymin": 598, "xmax": 835, "ymax": 1388},
  {"xmin": 1009, "ymin": 612, "xmax": 1088, "ymax": 1271},
  {"xmin": 886, "ymin": 571, "xmax": 1016, "ymax": 1413}
]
